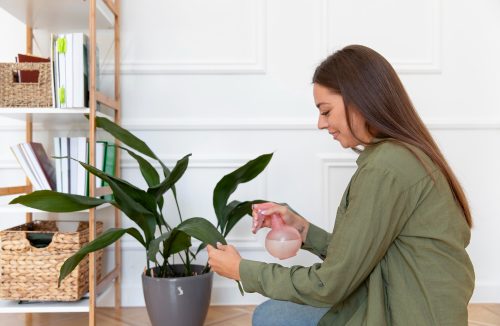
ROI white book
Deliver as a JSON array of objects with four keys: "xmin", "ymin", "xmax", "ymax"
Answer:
[
  {"xmin": 72, "ymin": 33, "xmax": 88, "ymax": 108},
  {"xmin": 11, "ymin": 145, "xmax": 43, "ymax": 191},
  {"xmin": 50, "ymin": 33, "xmax": 56, "ymax": 108},
  {"xmin": 53, "ymin": 137, "xmax": 63, "ymax": 192},
  {"xmin": 19, "ymin": 144, "xmax": 51, "ymax": 190},
  {"xmin": 60, "ymin": 137, "xmax": 70, "ymax": 193},
  {"xmin": 57, "ymin": 35, "xmax": 66, "ymax": 108},
  {"xmin": 65, "ymin": 33, "xmax": 73, "ymax": 108},
  {"xmin": 69, "ymin": 137, "xmax": 79, "ymax": 194},
  {"xmin": 76, "ymin": 137, "xmax": 88, "ymax": 196},
  {"xmin": 53, "ymin": 34, "xmax": 60, "ymax": 108},
  {"xmin": 96, "ymin": 141, "xmax": 106, "ymax": 187}
]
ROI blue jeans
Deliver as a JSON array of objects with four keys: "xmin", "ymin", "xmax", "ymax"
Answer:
[{"xmin": 252, "ymin": 299, "xmax": 330, "ymax": 326}]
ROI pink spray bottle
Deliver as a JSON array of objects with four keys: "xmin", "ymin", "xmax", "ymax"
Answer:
[
  {"xmin": 253, "ymin": 205, "xmax": 302, "ymax": 259},
  {"xmin": 265, "ymin": 214, "xmax": 302, "ymax": 259}
]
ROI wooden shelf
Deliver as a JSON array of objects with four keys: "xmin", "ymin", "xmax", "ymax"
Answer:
[
  {"xmin": 0, "ymin": 0, "xmax": 114, "ymax": 30},
  {"xmin": 0, "ymin": 107, "xmax": 114, "ymax": 121},
  {"xmin": 0, "ymin": 297, "xmax": 92, "ymax": 313}
]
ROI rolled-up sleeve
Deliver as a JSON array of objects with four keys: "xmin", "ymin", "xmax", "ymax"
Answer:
[{"xmin": 239, "ymin": 166, "xmax": 412, "ymax": 307}]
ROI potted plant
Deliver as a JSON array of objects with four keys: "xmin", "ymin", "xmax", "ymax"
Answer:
[{"xmin": 10, "ymin": 116, "xmax": 272, "ymax": 326}]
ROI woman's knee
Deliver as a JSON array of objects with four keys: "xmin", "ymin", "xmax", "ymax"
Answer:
[{"xmin": 252, "ymin": 300, "xmax": 276, "ymax": 326}]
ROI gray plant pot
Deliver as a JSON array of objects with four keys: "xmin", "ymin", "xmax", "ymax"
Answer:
[{"xmin": 142, "ymin": 264, "xmax": 213, "ymax": 326}]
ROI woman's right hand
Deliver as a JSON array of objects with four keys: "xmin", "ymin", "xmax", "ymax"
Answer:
[{"xmin": 251, "ymin": 202, "xmax": 310, "ymax": 242}]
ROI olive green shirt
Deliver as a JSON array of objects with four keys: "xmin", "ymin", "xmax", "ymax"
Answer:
[{"xmin": 240, "ymin": 141, "xmax": 475, "ymax": 325}]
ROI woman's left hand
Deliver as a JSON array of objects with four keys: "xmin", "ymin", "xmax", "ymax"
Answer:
[{"xmin": 207, "ymin": 242, "xmax": 242, "ymax": 281}]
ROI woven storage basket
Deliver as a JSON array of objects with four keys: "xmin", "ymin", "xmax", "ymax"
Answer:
[
  {"xmin": 0, "ymin": 220, "xmax": 103, "ymax": 301},
  {"xmin": 0, "ymin": 62, "xmax": 53, "ymax": 107}
]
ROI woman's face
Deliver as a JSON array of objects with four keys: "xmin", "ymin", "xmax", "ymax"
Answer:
[{"xmin": 313, "ymin": 83, "xmax": 373, "ymax": 148}]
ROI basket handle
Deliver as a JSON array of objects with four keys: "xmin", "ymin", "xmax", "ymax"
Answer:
[
  {"xmin": 26, "ymin": 232, "xmax": 54, "ymax": 248},
  {"xmin": 3, "ymin": 62, "xmax": 50, "ymax": 85}
]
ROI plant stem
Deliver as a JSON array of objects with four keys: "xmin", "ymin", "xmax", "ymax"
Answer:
[
  {"xmin": 171, "ymin": 195, "xmax": 192, "ymax": 275},
  {"xmin": 159, "ymin": 210, "xmax": 171, "ymax": 231},
  {"xmin": 202, "ymin": 261, "xmax": 210, "ymax": 274},
  {"xmin": 184, "ymin": 249, "xmax": 191, "ymax": 276},
  {"xmin": 174, "ymin": 196, "xmax": 183, "ymax": 223}
]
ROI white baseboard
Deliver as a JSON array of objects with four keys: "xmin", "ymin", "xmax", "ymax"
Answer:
[
  {"xmin": 470, "ymin": 283, "xmax": 500, "ymax": 303},
  {"xmin": 97, "ymin": 282, "xmax": 500, "ymax": 307}
]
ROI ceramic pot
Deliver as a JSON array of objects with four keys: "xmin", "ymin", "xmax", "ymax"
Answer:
[{"xmin": 142, "ymin": 264, "xmax": 213, "ymax": 326}]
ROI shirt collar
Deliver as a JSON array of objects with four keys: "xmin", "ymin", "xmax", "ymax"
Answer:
[{"xmin": 356, "ymin": 137, "xmax": 386, "ymax": 166}]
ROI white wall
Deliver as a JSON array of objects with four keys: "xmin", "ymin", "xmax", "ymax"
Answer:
[{"xmin": 1, "ymin": 0, "xmax": 499, "ymax": 306}]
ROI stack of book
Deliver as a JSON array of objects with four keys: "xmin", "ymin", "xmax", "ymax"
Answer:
[
  {"xmin": 51, "ymin": 33, "xmax": 90, "ymax": 108},
  {"xmin": 11, "ymin": 140, "xmax": 115, "ymax": 197},
  {"xmin": 10, "ymin": 143, "xmax": 56, "ymax": 191}
]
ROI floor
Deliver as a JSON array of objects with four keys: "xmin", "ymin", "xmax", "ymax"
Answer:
[{"xmin": 1, "ymin": 304, "xmax": 498, "ymax": 325}]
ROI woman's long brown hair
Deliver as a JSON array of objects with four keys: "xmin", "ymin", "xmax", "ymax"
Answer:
[{"xmin": 313, "ymin": 45, "xmax": 472, "ymax": 228}]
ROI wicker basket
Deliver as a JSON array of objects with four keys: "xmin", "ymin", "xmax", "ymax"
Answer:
[
  {"xmin": 0, "ymin": 62, "xmax": 53, "ymax": 107},
  {"xmin": 0, "ymin": 220, "xmax": 103, "ymax": 301}
]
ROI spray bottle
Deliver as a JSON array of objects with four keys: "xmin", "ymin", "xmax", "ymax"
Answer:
[{"xmin": 255, "ymin": 209, "xmax": 302, "ymax": 259}]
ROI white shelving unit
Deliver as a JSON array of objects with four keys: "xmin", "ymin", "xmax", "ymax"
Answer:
[{"xmin": 0, "ymin": 1, "xmax": 122, "ymax": 325}]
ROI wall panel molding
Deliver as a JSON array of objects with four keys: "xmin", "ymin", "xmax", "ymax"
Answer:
[
  {"xmin": 320, "ymin": 0, "xmax": 442, "ymax": 74},
  {"xmin": 318, "ymin": 153, "xmax": 358, "ymax": 229},
  {"xmin": 117, "ymin": 237, "xmax": 263, "ymax": 252},
  {"xmin": 120, "ymin": 118, "xmax": 500, "ymax": 131},
  {"xmin": 102, "ymin": 0, "xmax": 267, "ymax": 75},
  {"xmin": 1, "ymin": 117, "xmax": 500, "ymax": 132},
  {"xmin": 121, "ymin": 156, "xmax": 267, "ymax": 169}
]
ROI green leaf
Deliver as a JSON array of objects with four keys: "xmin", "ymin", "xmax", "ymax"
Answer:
[
  {"xmin": 196, "ymin": 242, "xmax": 208, "ymax": 255},
  {"xmin": 59, "ymin": 227, "xmax": 145, "ymax": 286},
  {"xmin": 90, "ymin": 115, "xmax": 175, "ymax": 209},
  {"xmin": 148, "ymin": 232, "xmax": 171, "ymax": 263},
  {"xmin": 88, "ymin": 115, "xmax": 176, "ymax": 206},
  {"xmin": 176, "ymin": 218, "xmax": 226, "ymax": 247},
  {"xmin": 93, "ymin": 116, "xmax": 158, "ymax": 160},
  {"xmin": 148, "ymin": 154, "xmax": 191, "ymax": 200},
  {"xmin": 163, "ymin": 230, "xmax": 191, "ymax": 257},
  {"xmin": 158, "ymin": 160, "xmax": 172, "ymax": 179},
  {"xmin": 10, "ymin": 190, "xmax": 108, "ymax": 212},
  {"xmin": 109, "ymin": 147, "xmax": 168, "ymax": 226},
  {"xmin": 155, "ymin": 161, "xmax": 177, "ymax": 211},
  {"xmin": 76, "ymin": 158, "xmax": 157, "ymax": 213},
  {"xmin": 147, "ymin": 230, "xmax": 192, "ymax": 263},
  {"xmin": 213, "ymin": 153, "xmax": 273, "ymax": 224},
  {"xmin": 77, "ymin": 160, "xmax": 157, "ymax": 245},
  {"xmin": 223, "ymin": 200, "xmax": 266, "ymax": 237},
  {"xmin": 116, "ymin": 145, "xmax": 160, "ymax": 187},
  {"xmin": 220, "ymin": 200, "xmax": 241, "ymax": 233}
]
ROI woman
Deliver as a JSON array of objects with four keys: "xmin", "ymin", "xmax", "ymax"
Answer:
[{"xmin": 207, "ymin": 45, "xmax": 475, "ymax": 325}]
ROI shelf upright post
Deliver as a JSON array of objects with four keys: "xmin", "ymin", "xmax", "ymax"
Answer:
[
  {"xmin": 25, "ymin": 25, "xmax": 33, "ymax": 224},
  {"xmin": 88, "ymin": 1, "xmax": 97, "ymax": 325},
  {"xmin": 25, "ymin": 25, "xmax": 34, "ymax": 326},
  {"xmin": 114, "ymin": 0, "xmax": 122, "ymax": 313}
]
